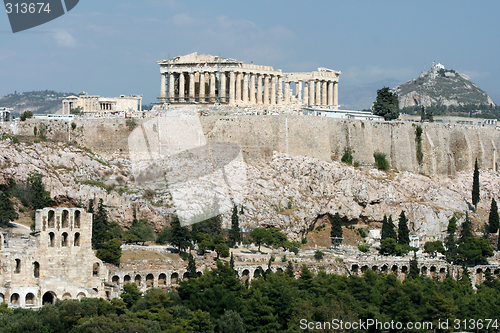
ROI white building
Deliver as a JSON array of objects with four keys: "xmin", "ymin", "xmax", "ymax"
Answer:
[
  {"xmin": 0, "ymin": 107, "xmax": 12, "ymax": 122},
  {"xmin": 303, "ymin": 107, "xmax": 384, "ymax": 121},
  {"xmin": 62, "ymin": 92, "xmax": 142, "ymax": 115}
]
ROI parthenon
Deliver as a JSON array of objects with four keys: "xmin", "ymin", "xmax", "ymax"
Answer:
[{"xmin": 158, "ymin": 52, "xmax": 340, "ymax": 108}]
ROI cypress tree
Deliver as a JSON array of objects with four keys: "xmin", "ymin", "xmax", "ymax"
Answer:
[
  {"xmin": 445, "ymin": 216, "xmax": 458, "ymax": 263},
  {"xmin": 459, "ymin": 212, "xmax": 473, "ymax": 244},
  {"xmin": 187, "ymin": 253, "xmax": 197, "ymax": 279},
  {"xmin": 397, "ymin": 211, "xmax": 410, "ymax": 245},
  {"xmin": 229, "ymin": 205, "xmax": 241, "ymax": 247},
  {"xmin": 330, "ymin": 213, "xmax": 343, "ymax": 245},
  {"xmin": 488, "ymin": 198, "xmax": 499, "ymax": 234},
  {"xmin": 92, "ymin": 198, "xmax": 110, "ymax": 247},
  {"xmin": 27, "ymin": 173, "xmax": 52, "ymax": 210},
  {"xmin": 472, "ymin": 159, "xmax": 480, "ymax": 211},
  {"xmin": 408, "ymin": 253, "xmax": 419, "ymax": 279},
  {"xmin": 286, "ymin": 260, "xmax": 294, "ymax": 278},
  {"xmin": 168, "ymin": 215, "xmax": 191, "ymax": 253},
  {"xmin": 381, "ymin": 214, "xmax": 397, "ymax": 241}
]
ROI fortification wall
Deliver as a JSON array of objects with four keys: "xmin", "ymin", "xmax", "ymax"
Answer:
[{"xmin": 2, "ymin": 116, "xmax": 499, "ymax": 176}]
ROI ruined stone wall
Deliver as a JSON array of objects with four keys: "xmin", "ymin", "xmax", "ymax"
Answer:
[{"xmin": 2, "ymin": 115, "xmax": 500, "ymax": 177}]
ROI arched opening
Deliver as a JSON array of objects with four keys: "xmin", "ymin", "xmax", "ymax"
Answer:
[
  {"xmin": 158, "ymin": 273, "xmax": 166, "ymax": 286},
  {"xmin": 171, "ymin": 272, "xmax": 179, "ymax": 282},
  {"xmin": 74, "ymin": 233, "xmax": 80, "ymax": 246},
  {"xmin": 93, "ymin": 263, "xmax": 99, "ymax": 277},
  {"xmin": 49, "ymin": 232, "xmax": 55, "ymax": 247},
  {"xmin": 62, "ymin": 210, "xmax": 69, "ymax": 228},
  {"xmin": 351, "ymin": 264, "xmax": 359, "ymax": 273},
  {"xmin": 34, "ymin": 261, "xmax": 40, "ymax": 278},
  {"xmin": 74, "ymin": 210, "xmax": 81, "ymax": 228},
  {"xmin": 42, "ymin": 292, "xmax": 55, "ymax": 305},
  {"xmin": 197, "ymin": 271, "xmax": 202, "ymax": 277},
  {"xmin": 10, "ymin": 293, "xmax": 19, "ymax": 305},
  {"xmin": 361, "ymin": 265, "xmax": 368, "ymax": 273},
  {"xmin": 0, "ymin": 294, "xmax": 4, "ymax": 303},
  {"xmin": 254, "ymin": 269, "xmax": 261, "ymax": 278},
  {"xmin": 183, "ymin": 272, "xmax": 189, "ymax": 281},
  {"xmin": 62, "ymin": 293, "xmax": 71, "ymax": 300},
  {"xmin": 401, "ymin": 266, "xmax": 408, "ymax": 273},
  {"xmin": 146, "ymin": 274, "xmax": 154, "ymax": 288},
  {"xmin": 25, "ymin": 293, "xmax": 35, "ymax": 306},
  {"xmin": 61, "ymin": 232, "xmax": 68, "ymax": 247},
  {"xmin": 242, "ymin": 269, "xmax": 250, "ymax": 283},
  {"xmin": 494, "ymin": 269, "xmax": 500, "ymax": 275},
  {"xmin": 14, "ymin": 259, "xmax": 21, "ymax": 274},
  {"xmin": 112, "ymin": 275, "xmax": 119, "ymax": 285},
  {"xmin": 391, "ymin": 265, "xmax": 398, "ymax": 273},
  {"xmin": 421, "ymin": 266, "xmax": 428, "ymax": 276},
  {"xmin": 381, "ymin": 265, "xmax": 388, "ymax": 273},
  {"xmin": 48, "ymin": 210, "xmax": 55, "ymax": 228},
  {"xmin": 371, "ymin": 265, "xmax": 378, "ymax": 272},
  {"xmin": 134, "ymin": 275, "xmax": 141, "ymax": 286},
  {"xmin": 277, "ymin": 267, "xmax": 284, "ymax": 273},
  {"xmin": 77, "ymin": 292, "xmax": 86, "ymax": 300},
  {"xmin": 124, "ymin": 275, "xmax": 131, "ymax": 284}
]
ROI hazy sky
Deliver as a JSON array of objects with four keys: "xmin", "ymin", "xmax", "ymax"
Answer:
[{"xmin": 1, "ymin": 0, "xmax": 499, "ymax": 105}]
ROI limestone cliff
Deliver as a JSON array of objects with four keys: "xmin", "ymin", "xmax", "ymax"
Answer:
[{"xmin": 392, "ymin": 63, "xmax": 495, "ymax": 108}]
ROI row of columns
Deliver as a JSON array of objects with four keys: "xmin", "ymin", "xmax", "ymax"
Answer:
[{"xmin": 160, "ymin": 71, "xmax": 338, "ymax": 107}]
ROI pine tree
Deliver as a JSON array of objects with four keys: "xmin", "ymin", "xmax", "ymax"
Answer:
[
  {"xmin": 187, "ymin": 253, "xmax": 197, "ymax": 279},
  {"xmin": 445, "ymin": 216, "xmax": 458, "ymax": 263},
  {"xmin": 92, "ymin": 198, "xmax": 110, "ymax": 247},
  {"xmin": 168, "ymin": 215, "xmax": 191, "ymax": 253},
  {"xmin": 27, "ymin": 173, "xmax": 52, "ymax": 210},
  {"xmin": 397, "ymin": 211, "xmax": 410, "ymax": 245},
  {"xmin": 488, "ymin": 198, "xmax": 499, "ymax": 234},
  {"xmin": 0, "ymin": 190, "xmax": 18, "ymax": 228},
  {"xmin": 286, "ymin": 260, "xmax": 294, "ymax": 278},
  {"xmin": 420, "ymin": 106, "xmax": 426, "ymax": 122},
  {"xmin": 229, "ymin": 205, "xmax": 241, "ymax": 247},
  {"xmin": 330, "ymin": 213, "xmax": 343, "ymax": 239},
  {"xmin": 472, "ymin": 159, "xmax": 480, "ymax": 211},
  {"xmin": 459, "ymin": 212, "xmax": 473, "ymax": 244},
  {"xmin": 87, "ymin": 198, "xmax": 94, "ymax": 215},
  {"xmin": 372, "ymin": 87, "xmax": 400, "ymax": 121},
  {"xmin": 408, "ymin": 253, "xmax": 419, "ymax": 279},
  {"xmin": 381, "ymin": 214, "xmax": 397, "ymax": 241}
]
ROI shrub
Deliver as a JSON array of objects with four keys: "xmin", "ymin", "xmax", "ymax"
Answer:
[
  {"xmin": 373, "ymin": 151, "xmax": 389, "ymax": 170},
  {"xmin": 357, "ymin": 228, "xmax": 367, "ymax": 238},
  {"xmin": 20, "ymin": 110, "xmax": 33, "ymax": 121},
  {"xmin": 281, "ymin": 254, "xmax": 287, "ymax": 262},
  {"xmin": 314, "ymin": 250, "xmax": 324, "ymax": 261},
  {"xmin": 301, "ymin": 237, "xmax": 307, "ymax": 244},
  {"xmin": 11, "ymin": 136, "xmax": 19, "ymax": 144},
  {"xmin": 290, "ymin": 246, "xmax": 299, "ymax": 255},
  {"xmin": 341, "ymin": 147, "xmax": 354, "ymax": 164},
  {"xmin": 96, "ymin": 238, "xmax": 122, "ymax": 265},
  {"xmin": 71, "ymin": 122, "xmax": 77, "ymax": 130},
  {"xmin": 358, "ymin": 244, "xmax": 370, "ymax": 253}
]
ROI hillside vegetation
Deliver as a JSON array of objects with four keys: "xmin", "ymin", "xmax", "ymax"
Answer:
[{"xmin": 0, "ymin": 90, "xmax": 74, "ymax": 115}]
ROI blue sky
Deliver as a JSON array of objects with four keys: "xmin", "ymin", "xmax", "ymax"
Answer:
[{"xmin": 1, "ymin": 0, "xmax": 499, "ymax": 105}]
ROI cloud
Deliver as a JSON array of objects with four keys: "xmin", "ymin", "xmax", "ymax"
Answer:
[
  {"xmin": 54, "ymin": 30, "xmax": 77, "ymax": 47},
  {"xmin": 343, "ymin": 66, "xmax": 414, "ymax": 83},
  {"xmin": 169, "ymin": 13, "xmax": 197, "ymax": 27}
]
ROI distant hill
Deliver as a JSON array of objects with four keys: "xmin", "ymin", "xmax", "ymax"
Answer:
[
  {"xmin": 392, "ymin": 63, "xmax": 495, "ymax": 108},
  {"xmin": 0, "ymin": 90, "xmax": 74, "ymax": 115}
]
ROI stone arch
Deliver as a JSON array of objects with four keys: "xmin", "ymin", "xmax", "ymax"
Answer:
[
  {"xmin": 42, "ymin": 291, "xmax": 56, "ymax": 305},
  {"xmin": 48, "ymin": 210, "xmax": 55, "ymax": 228},
  {"xmin": 25, "ymin": 293, "xmax": 36, "ymax": 306},
  {"xmin": 476, "ymin": 268, "xmax": 483, "ymax": 285},
  {"xmin": 494, "ymin": 269, "xmax": 500, "ymax": 275},
  {"xmin": 361, "ymin": 265, "xmax": 368, "ymax": 273},
  {"xmin": 61, "ymin": 232, "xmax": 69, "ymax": 247},
  {"xmin": 74, "ymin": 232, "xmax": 80, "ymax": 246},
  {"xmin": 74, "ymin": 210, "xmax": 81, "ymax": 228},
  {"xmin": 112, "ymin": 275, "xmax": 120, "ymax": 285},
  {"xmin": 158, "ymin": 273, "xmax": 166, "ymax": 286},
  {"xmin": 242, "ymin": 269, "xmax": 250, "ymax": 283},
  {"xmin": 93, "ymin": 263, "xmax": 100, "ymax": 277},
  {"xmin": 62, "ymin": 210, "xmax": 69, "ymax": 228},
  {"xmin": 371, "ymin": 265, "xmax": 378, "ymax": 272},
  {"xmin": 381, "ymin": 265, "xmax": 388, "ymax": 274},
  {"xmin": 197, "ymin": 271, "xmax": 202, "ymax": 277},
  {"xmin": 391, "ymin": 265, "xmax": 398, "ymax": 274},
  {"xmin": 0, "ymin": 294, "xmax": 4, "ymax": 303},
  {"xmin": 124, "ymin": 275, "xmax": 131, "ymax": 284},
  {"xmin": 430, "ymin": 266, "xmax": 437, "ymax": 277},
  {"xmin": 135, "ymin": 274, "xmax": 141, "ymax": 286},
  {"xmin": 49, "ymin": 232, "xmax": 55, "ymax": 247},
  {"xmin": 62, "ymin": 293, "xmax": 72, "ymax": 300},
  {"xmin": 254, "ymin": 268, "xmax": 262, "ymax": 278},
  {"xmin": 77, "ymin": 292, "xmax": 86, "ymax": 300},
  {"xmin": 146, "ymin": 274, "xmax": 154, "ymax": 287},
  {"xmin": 14, "ymin": 258, "xmax": 21, "ymax": 274},
  {"xmin": 171, "ymin": 272, "xmax": 179, "ymax": 282},
  {"xmin": 277, "ymin": 267, "xmax": 284, "ymax": 273},
  {"xmin": 33, "ymin": 261, "xmax": 40, "ymax": 278},
  {"xmin": 351, "ymin": 264, "xmax": 359, "ymax": 273},
  {"xmin": 421, "ymin": 266, "xmax": 428, "ymax": 276},
  {"xmin": 10, "ymin": 293, "xmax": 20, "ymax": 305},
  {"xmin": 183, "ymin": 272, "xmax": 189, "ymax": 280}
]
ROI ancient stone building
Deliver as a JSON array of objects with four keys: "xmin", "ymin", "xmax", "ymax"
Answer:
[
  {"xmin": 62, "ymin": 92, "xmax": 143, "ymax": 115},
  {"xmin": 158, "ymin": 52, "xmax": 340, "ymax": 108},
  {"xmin": 0, "ymin": 208, "xmax": 108, "ymax": 308}
]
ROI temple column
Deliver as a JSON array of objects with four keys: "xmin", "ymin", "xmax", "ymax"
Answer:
[
  {"xmin": 303, "ymin": 82, "xmax": 309, "ymax": 105},
  {"xmin": 284, "ymin": 82, "xmax": 290, "ymax": 104},
  {"xmin": 236, "ymin": 72, "xmax": 242, "ymax": 105},
  {"xmin": 270, "ymin": 75, "xmax": 276, "ymax": 105},
  {"xmin": 277, "ymin": 76, "xmax": 283, "ymax": 105},
  {"xmin": 210, "ymin": 72, "xmax": 216, "ymax": 103},
  {"xmin": 169, "ymin": 73, "xmax": 175, "ymax": 102},
  {"xmin": 229, "ymin": 72, "xmax": 235, "ymax": 105},
  {"xmin": 220, "ymin": 72, "xmax": 227, "ymax": 103},
  {"xmin": 309, "ymin": 80, "xmax": 315, "ymax": 106},
  {"xmin": 297, "ymin": 81, "xmax": 302, "ymax": 102},
  {"xmin": 199, "ymin": 72, "xmax": 206, "ymax": 103},
  {"xmin": 257, "ymin": 74, "xmax": 263, "ymax": 104},
  {"xmin": 316, "ymin": 80, "xmax": 321, "ymax": 106},
  {"xmin": 179, "ymin": 72, "xmax": 185, "ymax": 102},
  {"xmin": 189, "ymin": 73, "xmax": 195, "ymax": 103},
  {"xmin": 160, "ymin": 73, "xmax": 167, "ymax": 103},
  {"xmin": 333, "ymin": 82, "xmax": 338, "ymax": 109},
  {"xmin": 250, "ymin": 74, "xmax": 256, "ymax": 105},
  {"xmin": 328, "ymin": 81, "xmax": 333, "ymax": 106},
  {"xmin": 264, "ymin": 75, "xmax": 269, "ymax": 105},
  {"xmin": 243, "ymin": 73, "xmax": 249, "ymax": 104}
]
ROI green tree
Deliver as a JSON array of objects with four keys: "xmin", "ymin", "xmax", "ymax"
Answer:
[
  {"xmin": 120, "ymin": 283, "xmax": 142, "ymax": 308},
  {"xmin": 187, "ymin": 253, "xmax": 197, "ymax": 279},
  {"xmin": 445, "ymin": 216, "xmax": 459, "ymax": 263},
  {"xmin": 92, "ymin": 198, "xmax": 110, "ymax": 247},
  {"xmin": 381, "ymin": 214, "xmax": 397, "ymax": 240},
  {"xmin": 123, "ymin": 218, "xmax": 156, "ymax": 245},
  {"xmin": 27, "ymin": 173, "xmax": 52, "ymax": 210},
  {"xmin": 397, "ymin": 210, "xmax": 410, "ymax": 246},
  {"xmin": 420, "ymin": 106, "xmax": 426, "ymax": 122},
  {"xmin": 250, "ymin": 228, "xmax": 268, "ymax": 252},
  {"xmin": 488, "ymin": 198, "xmax": 499, "ymax": 234},
  {"xmin": 372, "ymin": 87, "xmax": 400, "ymax": 120},
  {"xmin": 20, "ymin": 110, "xmax": 33, "ymax": 121},
  {"xmin": 213, "ymin": 235, "xmax": 230, "ymax": 259},
  {"xmin": 458, "ymin": 237, "xmax": 493, "ymax": 266},
  {"xmin": 459, "ymin": 212, "xmax": 474, "ymax": 244},
  {"xmin": 426, "ymin": 109, "xmax": 434, "ymax": 122},
  {"xmin": 314, "ymin": 250, "xmax": 324, "ymax": 261},
  {"xmin": 0, "ymin": 190, "xmax": 18, "ymax": 228},
  {"xmin": 330, "ymin": 212, "xmax": 343, "ymax": 245},
  {"xmin": 96, "ymin": 238, "xmax": 122, "ymax": 265},
  {"xmin": 286, "ymin": 261, "xmax": 294, "ymax": 278},
  {"xmin": 424, "ymin": 241, "xmax": 445, "ymax": 256},
  {"xmin": 472, "ymin": 158, "xmax": 480, "ymax": 211},
  {"xmin": 408, "ymin": 253, "xmax": 419, "ymax": 279},
  {"xmin": 191, "ymin": 214, "xmax": 222, "ymax": 239},
  {"xmin": 228, "ymin": 205, "xmax": 241, "ymax": 247},
  {"xmin": 217, "ymin": 309, "xmax": 246, "ymax": 333},
  {"xmin": 167, "ymin": 216, "xmax": 191, "ymax": 253}
]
